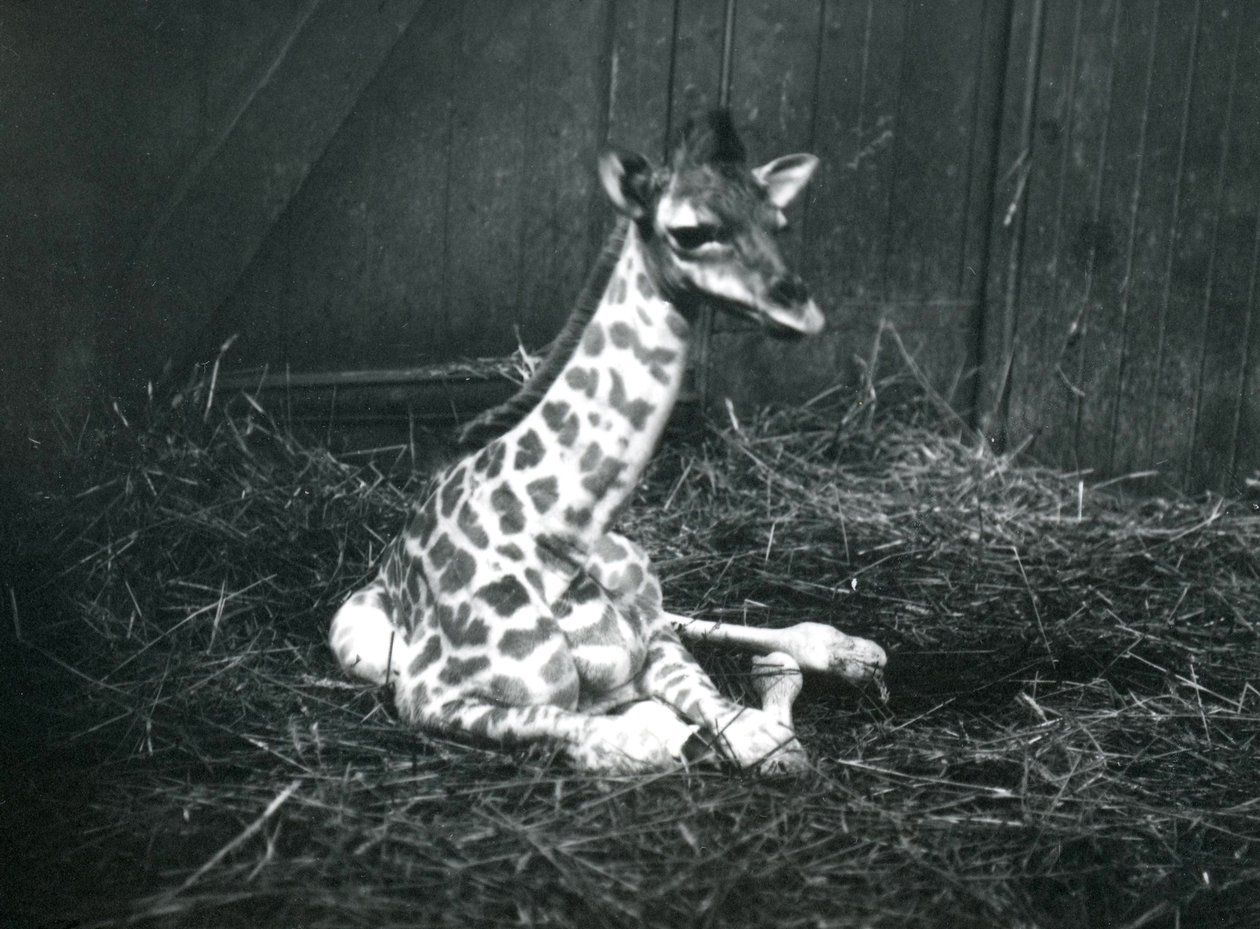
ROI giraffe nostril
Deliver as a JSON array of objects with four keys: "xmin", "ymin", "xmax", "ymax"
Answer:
[{"xmin": 769, "ymin": 276, "xmax": 809, "ymax": 306}]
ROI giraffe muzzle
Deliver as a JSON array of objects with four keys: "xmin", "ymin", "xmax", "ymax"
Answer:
[{"xmin": 759, "ymin": 278, "xmax": 826, "ymax": 338}]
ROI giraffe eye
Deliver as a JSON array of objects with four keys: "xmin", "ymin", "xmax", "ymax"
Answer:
[{"xmin": 669, "ymin": 224, "xmax": 724, "ymax": 251}]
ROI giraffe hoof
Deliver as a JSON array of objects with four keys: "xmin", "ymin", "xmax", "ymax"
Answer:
[{"xmin": 715, "ymin": 707, "xmax": 810, "ymax": 774}]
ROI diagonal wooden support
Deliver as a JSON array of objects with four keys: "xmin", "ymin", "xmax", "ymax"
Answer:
[{"xmin": 105, "ymin": 0, "xmax": 428, "ymax": 399}]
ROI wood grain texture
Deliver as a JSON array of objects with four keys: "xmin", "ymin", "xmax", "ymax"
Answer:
[{"xmin": 197, "ymin": 0, "xmax": 1260, "ymax": 491}]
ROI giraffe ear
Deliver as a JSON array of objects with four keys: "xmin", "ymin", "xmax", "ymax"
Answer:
[
  {"xmin": 599, "ymin": 147, "xmax": 656, "ymax": 219},
  {"xmin": 752, "ymin": 154, "xmax": 819, "ymax": 209}
]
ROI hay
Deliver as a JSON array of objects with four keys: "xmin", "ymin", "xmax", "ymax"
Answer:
[{"xmin": 5, "ymin": 355, "xmax": 1259, "ymax": 929}]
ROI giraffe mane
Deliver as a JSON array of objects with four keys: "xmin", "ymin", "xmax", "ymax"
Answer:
[{"xmin": 455, "ymin": 218, "xmax": 630, "ymax": 451}]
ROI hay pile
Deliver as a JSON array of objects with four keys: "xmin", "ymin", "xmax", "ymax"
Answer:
[{"xmin": 5, "ymin": 364, "xmax": 1259, "ymax": 929}]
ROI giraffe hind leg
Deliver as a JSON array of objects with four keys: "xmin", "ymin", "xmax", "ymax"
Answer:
[{"xmin": 329, "ymin": 582, "xmax": 405, "ymax": 686}]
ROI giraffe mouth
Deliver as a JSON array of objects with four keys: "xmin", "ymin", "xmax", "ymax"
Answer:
[{"xmin": 755, "ymin": 298, "xmax": 826, "ymax": 338}]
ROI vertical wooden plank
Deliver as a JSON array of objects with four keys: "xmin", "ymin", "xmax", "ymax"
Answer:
[
  {"xmin": 1067, "ymin": 0, "xmax": 1156, "ymax": 478},
  {"xmin": 1104, "ymin": 0, "xmax": 1197, "ymax": 479},
  {"xmin": 1229, "ymin": 188, "xmax": 1260, "ymax": 490},
  {"xmin": 1002, "ymin": 0, "xmax": 1115, "ymax": 474},
  {"xmin": 605, "ymin": 0, "xmax": 676, "ymax": 158},
  {"xmin": 1145, "ymin": 0, "xmax": 1235, "ymax": 487},
  {"xmin": 883, "ymin": 0, "xmax": 990, "ymax": 302},
  {"xmin": 975, "ymin": 0, "xmax": 1040, "ymax": 438},
  {"xmin": 514, "ymin": 0, "xmax": 615, "ymax": 343},
  {"xmin": 806, "ymin": 0, "xmax": 908, "ymax": 306},
  {"xmin": 441, "ymin": 1, "xmax": 533, "ymax": 358},
  {"xmin": 668, "ymin": 0, "xmax": 728, "ymax": 145},
  {"xmin": 956, "ymin": 0, "xmax": 1013, "ymax": 313},
  {"xmin": 1185, "ymin": 2, "xmax": 1260, "ymax": 491}
]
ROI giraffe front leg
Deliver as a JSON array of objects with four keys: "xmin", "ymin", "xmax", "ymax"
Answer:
[
  {"xmin": 411, "ymin": 694, "xmax": 695, "ymax": 774},
  {"xmin": 639, "ymin": 624, "xmax": 808, "ymax": 774},
  {"xmin": 584, "ymin": 532, "xmax": 808, "ymax": 772}
]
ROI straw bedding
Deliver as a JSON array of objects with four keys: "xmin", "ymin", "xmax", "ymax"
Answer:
[{"xmin": 4, "ymin": 358, "xmax": 1258, "ymax": 929}]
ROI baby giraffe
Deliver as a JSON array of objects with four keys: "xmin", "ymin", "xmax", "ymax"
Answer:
[{"xmin": 331, "ymin": 110, "xmax": 835, "ymax": 773}]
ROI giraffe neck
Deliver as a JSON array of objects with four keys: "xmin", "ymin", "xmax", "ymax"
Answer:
[{"xmin": 503, "ymin": 223, "xmax": 690, "ymax": 549}]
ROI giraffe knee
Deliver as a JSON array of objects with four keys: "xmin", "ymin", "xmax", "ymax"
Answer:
[{"xmin": 588, "ymin": 533, "xmax": 662, "ymax": 613}]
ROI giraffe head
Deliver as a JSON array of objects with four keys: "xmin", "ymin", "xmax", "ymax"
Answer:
[{"xmin": 598, "ymin": 109, "xmax": 824, "ymax": 337}]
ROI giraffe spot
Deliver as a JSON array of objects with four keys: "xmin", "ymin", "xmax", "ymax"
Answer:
[
  {"xmin": 673, "ymin": 687, "xmax": 699, "ymax": 716},
  {"xmin": 472, "ymin": 440, "xmax": 506, "ymax": 480},
  {"xmin": 641, "ymin": 576, "xmax": 662, "ymax": 606},
  {"xmin": 578, "ymin": 442, "xmax": 602, "ymax": 473},
  {"xmin": 666, "ymin": 309, "xmax": 690, "ymax": 339},
  {"xmin": 407, "ymin": 636, "xmax": 443, "ymax": 676},
  {"xmin": 525, "ymin": 475, "xmax": 559, "ymax": 513},
  {"xmin": 439, "ymin": 655, "xmax": 491, "ymax": 685},
  {"xmin": 467, "ymin": 711, "xmax": 493, "ymax": 738},
  {"xmin": 537, "ymin": 533, "xmax": 583, "ymax": 572},
  {"xmin": 406, "ymin": 504, "xmax": 438, "ymax": 548},
  {"xmin": 568, "ymin": 603, "xmax": 621, "ymax": 646},
  {"xmin": 608, "ymin": 322, "xmax": 636, "ymax": 350},
  {"xmin": 635, "ymin": 271, "xmax": 653, "ymax": 298},
  {"xmin": 581, "ymin": 456, "xmax": 626, "ymax": 497},
  {"xmin": 514, "ymin": 429, "xmax": 546, "ymax": 469},
  {"xmin": 610, "ymin": 275, "xmax": 627, "ymax": 304},
  {"xmin": 582, "ymin": 324, "xmax": 606, "ymax": 356},
  {"xmin": 637, "ymin": 306, "xmax": 652, "ymax": 326},
  {"xmin": 588, "ymin": 412, "xmax": 602, "ymax": 426},
  {"xmin": 648, "ymin": 363, "xmax": 670, "ymax": 385},
  {"xmin": 403, "ymin": 565, "xmax": 430, "ymax": 609},
  {"xmin": 564, "ymin": 366, "xmax": 599, "ymax": 398},
  {"xmin": 621, "ymin": 604, "xmax": 646, "ymax": 634},
  {"xmin": 384, "ymin": 547, "xmax": 404, "ymax": 591},
  {"xmin": 542, "ymin": 400, "xmax": 570, "ymax": 431},
  {"xmin": 491, "ymin": 483, "xmax": 526, "ymax": 534},
  {"xmin": 541, "ymin": 400, "xmax": 579, "ymax": 447},
  {"xmin": 488, "ymin": 674, "xmax": 532, "ymax": 706},
  {"xmin": 593, "ymin": 535, "xmax": 629, "ymax": 564},
  {"xmin": 439, "ymin": 547, "xmax": 477, "ymax": 593},
  {"xmin": 616, "ymin": 563, "xmax": 645, "ymax": 595},
  {"xmin": 608, "ymin": 370, "xmax": 655, "ymax": 430},
  {"xmin": 476, "ymin": 575, "xmax": 532, "ymax": 617},
  {"xmin": 539, "ymin": 647, "xmax": 575, "ymax": 685},
  {"xmin": 438, "ymin": 602, "xmax": 488, "ymax": 647},
  {"xmin": 564, "ymin": 506, "xmax": 591, "ymax": 528},
  {"xmin": 609, "ymin": 321, "xmax": 679, "ymax": 369},
  {"xmin": 439, "ymin": 465, "xmax": 467, "ymax": 517},
  {"xmin": 499, "ymin": 621, "xmax": 555, "ymax": 660},
  {"xmin": 457, "ymin": 501, "xmax": 489, "ymax": 549},
  {"xmin": 429, "ymin": 533, "xmax": 455, "ymax": 570},
  {"xmin": 565, "ymin": 574, "xmax": 605, "ymax": 605},
  {"xmin": 662, "ymin": 669, "xmax": 690, "ymax": 691},
  {"xmin": 496, "ymin": 542, "xmax": 525, "ymax": 561},
  {"xmin": 552, "ymin": 670, "xmax": 579, "ymax": 708},
  {"xmin": 524, "ymin": 568, "xmax": 545, "ymax": 595},
  {"xmin": 402, "ymin": 682, "xmax": 429, "ymax": 717}
]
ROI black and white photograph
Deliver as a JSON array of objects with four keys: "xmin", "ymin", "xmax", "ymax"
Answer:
[{"xmin": 2, "ymin": 1, "xmax": 1257, "ymax": 926}]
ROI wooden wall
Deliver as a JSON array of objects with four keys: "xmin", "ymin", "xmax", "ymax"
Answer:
[
  {"xmin": 7, "ymin": 0, "xmax": 1260, "ymax": 495},
  {"xmin": 214, "ymin": 0, "xmax": 1009, "ymax": 411},
  {"xmin": 984, "ymin": 0, "xmax": 1260, "ymax": 492}
]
